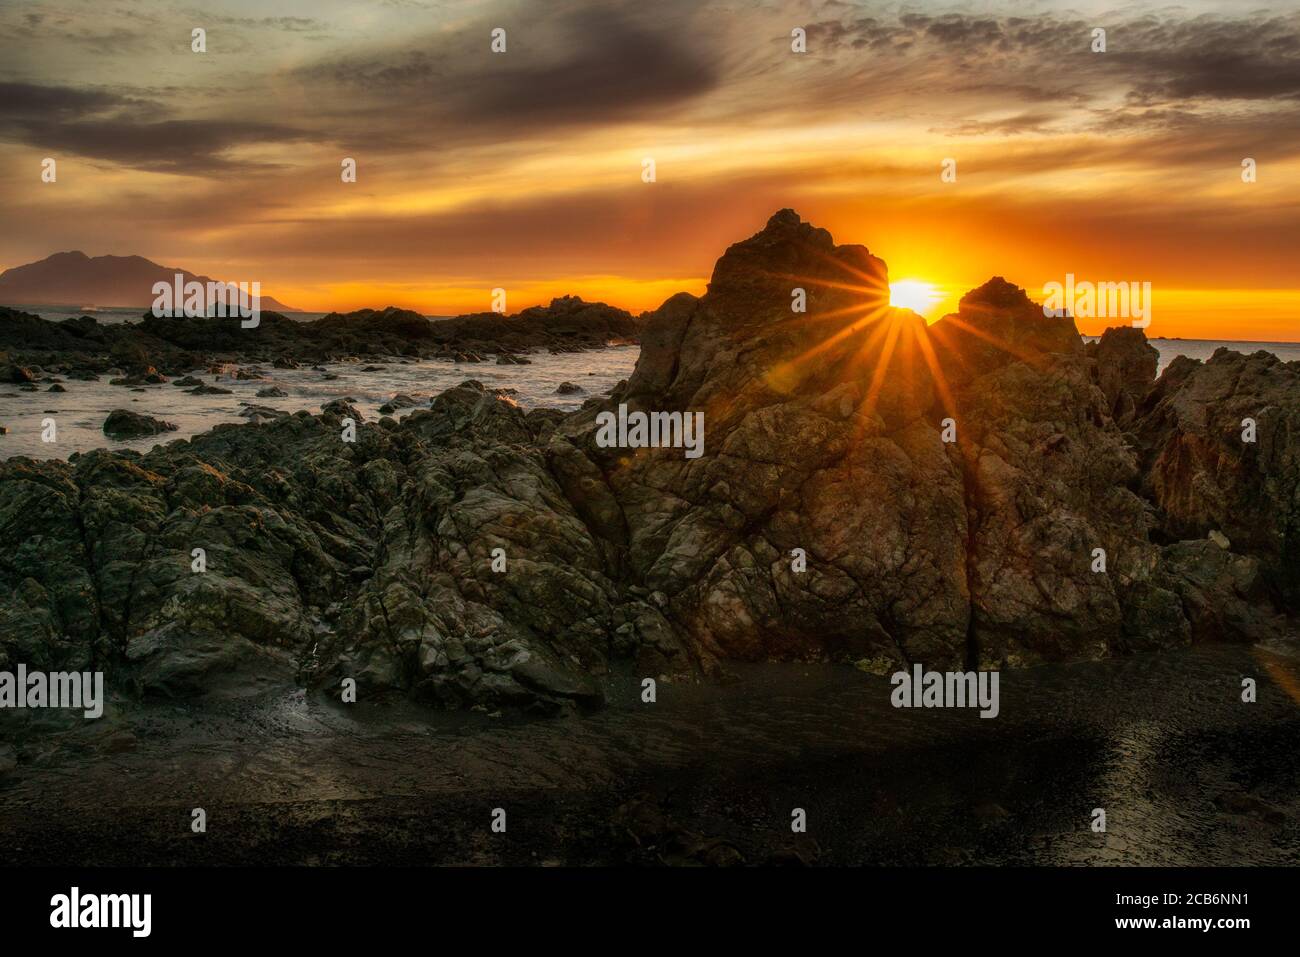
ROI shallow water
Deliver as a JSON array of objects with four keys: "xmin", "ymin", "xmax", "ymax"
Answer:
[
  {"xmin": 1, "ymin": 642, "xmax": 1296, "ymax": 865},
  {"xmin": 6, "ymin": 336, "xmax": 1298, "ymax": 462},
  {"xmin": 0, "ymin": 347, "xmax": 639, "ymax": 460}
]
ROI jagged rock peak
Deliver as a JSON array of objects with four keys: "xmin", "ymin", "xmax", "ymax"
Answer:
[
  {"xmin": 706, "ymin": 209, "xmax": 888, "ymax": 311},
  {"xmin": 959, "ymin": 276, "xmax": 1034, "ymax": 310}
]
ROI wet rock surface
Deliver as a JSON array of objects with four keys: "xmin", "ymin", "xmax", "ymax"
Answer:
[
  {"xmin": 0, "ymin": 649, "xmax": 1296, "ymax": 865},
  {"xmin": 102, "ymin": 409, "xmax": 178, "ymax": 438}
]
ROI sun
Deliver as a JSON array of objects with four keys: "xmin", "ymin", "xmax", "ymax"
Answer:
[{"xmin": 889, "ymin": 279, "xmax": 943, "ymax": 316}]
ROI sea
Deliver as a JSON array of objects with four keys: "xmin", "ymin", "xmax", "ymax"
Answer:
[{"xmin": 1, "ymin": 304, "xmax": 1298, "ymax": 461}]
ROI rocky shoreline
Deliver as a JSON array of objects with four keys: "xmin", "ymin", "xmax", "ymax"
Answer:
[
  {"xmin": 1, "ymin": 210, "xmax": 1296, "ymax": 720},
  {"xmin": 0, "ymin": 293, "xmax": 641, "ymax": 382}
]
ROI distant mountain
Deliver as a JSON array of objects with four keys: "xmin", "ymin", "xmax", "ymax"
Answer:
[{"xmin": 0, "ymin": 251, "xmax": 298, "ymax": 313}]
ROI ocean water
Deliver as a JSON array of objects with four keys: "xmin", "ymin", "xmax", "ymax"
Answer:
[
  {"xmin": 0, "ymin": 347, "xmax": 639, "ymax": 460},
  {"xmin": 3, "ymin": 326, "xmax": 1299, "ymax": 461}
]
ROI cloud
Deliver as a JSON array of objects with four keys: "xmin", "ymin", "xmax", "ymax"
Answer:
[
  {"xmin": 198, "ymin": 15, "xmax": 324, "ymax": 33},
  {"xmin": 296, "ymin": 2, "xmax": 720, "ymax": 141},
  {"xmin": 11, "ymin": 117, "xmax": 312, "ymax": 173},
  {"xmin": 0, "ymin": 82, "xmax": 310, "ymax": 173},
  {"xmin": 0, "ymin": 82, "xmax": 133, "ymax": 118},
  {"xmin": 1122, "ymin": 16, "xmax": 1300, "ymax": 102},
  {"xmin": 1, "ymin": 0, "xmax": 1299, "ymax": 319},
  {"xmin": 797, "ymin": 8, "xmax": 1300, "ymax": 122}
]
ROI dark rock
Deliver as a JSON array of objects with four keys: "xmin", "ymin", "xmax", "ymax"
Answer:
[
  {"xmin": 102, "ymin": 409, "xmax": 178, "ymax": 438},
  {"xmin": 377, "ymin": 394, "xmax": 417, "ymax": 415},
  {"xmin": 1135, "ymin": 347, "xmax": 1300, "ymax": 604},
  {"xmin": 1, "ymin": 360, "xmax": 37, "ymax": 383},
  {"xmin": 109, "ymin": 368, "xmax": 167, "ymax": 386},
  {"xmin": 238, "ymin": 405, "xmax": 287, "ymax": 423},
  {"xmin": 1088, "ymin": 326, "xmax": 1158, "ymax": 424}
]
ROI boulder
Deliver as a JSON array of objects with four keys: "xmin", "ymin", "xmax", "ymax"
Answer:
[{"xmin": 102, "ymin": 410, "xmax": 178, "ymax": 438}]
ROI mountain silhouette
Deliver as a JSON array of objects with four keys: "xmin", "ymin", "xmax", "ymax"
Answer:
[{"xmin": 0, "ymin": 251, "xmax": 298, "ymax": 312}]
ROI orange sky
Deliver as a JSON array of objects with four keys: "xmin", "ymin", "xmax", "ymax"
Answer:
[{"xmin": 1, "ymin": 0, "xmax": 1298, "ymax": 340}]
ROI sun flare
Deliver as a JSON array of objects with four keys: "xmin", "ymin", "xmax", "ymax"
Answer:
[{"xmin": 888, "ymin": 280, "xmax": 943, "ymax": 317}]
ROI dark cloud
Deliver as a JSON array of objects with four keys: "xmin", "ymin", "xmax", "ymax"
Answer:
[
  {"xmin": 0, "ymin": 82, "xmax": 131, "ymax": 118},
  {"xmin": 802, "ymin": 8, "xmax": 1300, "ymax": 114},
  {"xmin": 11, "ymin": 117, "xmax": 311, "ymax": 173},
  {"xmin": 8, "ymin": 3, "xmax": 1298, "ymax": 176},
  {"xmin": 0, "ymin": 83, "xmax": 310, "ymax": 173},
  {"xmin": 1124, "ymin": 26, "xmax": 1300, "ymax": 101},
  {"xmin": 298, "ymin": 3, "xmax": 720, "ymax": 140}
]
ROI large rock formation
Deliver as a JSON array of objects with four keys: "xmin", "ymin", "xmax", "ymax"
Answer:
[
  {"xmin": 1136, "ymin": 347, "xmax": 1300, "ymax": 607},
  {"xmin": 0, "ymin": 211, "xmax": 1292, "ymax": 714},
  {"xmin": 559, "ymin": 210, "xmax": 969, "ymax": 669},
  {"xmin": 1087, "ymin": 326, "xmax": 1160, "ymax": 426}
]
